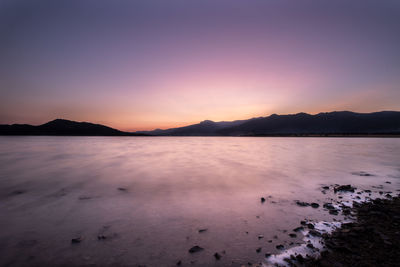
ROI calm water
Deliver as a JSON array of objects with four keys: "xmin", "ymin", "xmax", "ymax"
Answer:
[{"xmin": 0, "ymin": 137, "xmax": 399, "ymax": 266}]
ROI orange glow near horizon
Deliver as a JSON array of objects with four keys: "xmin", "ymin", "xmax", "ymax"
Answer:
[{"xmin": 1, "ymin": 1, "xmax": 400, "ymax": 131}]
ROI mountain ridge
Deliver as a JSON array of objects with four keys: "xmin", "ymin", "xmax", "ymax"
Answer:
[
  {"xmin": 137, "ymin": 111, "xmax": 400, "ymax": 136},
  {"xmin": 1, "ymin": 111, "xmax": 400, "ymax": 136}
]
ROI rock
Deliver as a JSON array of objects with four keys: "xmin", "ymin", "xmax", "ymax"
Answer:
[
  {"xmin": 329, "ymin": 210, "xmax": 339, "ymax": 215},
  {"xmin": 117, "ymin": 187, "xmax": 128, "ymax": 191},
  {"xmin": 176, "ymin": 260, "xmax": 182, "ymax": 266},
  {"xmin": 97, "ymin": 235, "xmax": 106, "ymax": 240},
  {"xmin": 385, "ymin": 181, "xmax": 391, "ymax": 184},
  {"xmin": 352, "ymin": 171, "xmax": 373, "ymax": 176},
  {"xmin": 296, "ymin": 201, "xmax": 310, "ymax": 207},
  {"xmin": 307, "ymin": 223, "xmax": 315, "ymax": 229},
  {"xmin": 198, "ymin": 229, "xmax": 207, "ymax": 233},
  {"xmin": 307, "ymin": 243, "xmax": 314, "ymax": 249},
  {"xmin": 71, "ymin": 236, "xmax": 83, "ymax": 244},
  {"xmin": 296, "ymin": 254, "xmax": 304, "ymax": 263},
  {"xmin": 289, "ymin": 233, "xmax": 297, "ymax": 238},
  {"xmin": 311, "ymin": 203, "xmax": 320, "ymax": 208},
  {"xmin": 309, "ymin": 230, "xmax": 322, "ymax": 237},
  {"xmin": 342, "ymin": 208, "xmax": 351, "ymax": 215},
  {"xmin": 256, "ymin": 247, "xmax": 262, "ymax": 253},
  {"xmin": 189, "ymin": 246, "xmax": 204, "ymax": 253},
  {"xmin": 265, "ymin": 253, "xmax": 271, "ymax": 258},
  {"xmin": 258, "ymin": 235, "xmax": 264, "ymax": 239},
  {"xmin": 214, "ymin": 252, "xmax": 221, "ymax": 260},
  {"xmin": 261, "ymin": 197, "xmax": 266, "ymax": 203},
  {"xmin": 276, "ymin": 244, "xmax": 284, "ymax": 250},
  {"xmin": 323, "ymin": 203, "xmax": 335, "ymax": 210},
  {"xmin": 322, "ymin": 186, "xmax": 330, "ymax": 190},
  {"xmin": 293, "ymin": 227, "xmax": 304, "ymax": 232},
  {"xmin": 300, "ymin": 221, "xmax": 307, "ymax": 225},
  {"xmin": 334, "ymin": 185, "xmax": 355, "ymax": 193}
]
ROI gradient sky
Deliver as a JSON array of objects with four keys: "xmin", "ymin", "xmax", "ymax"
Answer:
[{"xmin": 1, "ymin": 0, "xmax": 400, "ymax": 131}]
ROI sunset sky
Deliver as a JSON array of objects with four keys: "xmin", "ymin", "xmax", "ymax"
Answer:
[{"xmin": 1, "ymin": 0, "xmax": 400, "ymax": 131}]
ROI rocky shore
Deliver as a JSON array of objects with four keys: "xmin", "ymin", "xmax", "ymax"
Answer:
[
  {"xmin": 263, "ymin": 180, "xmax": 400, "ymax": 267},
  {"xmin": 302, "ymin": 196, "xmax": 400, "ymax": 267}
]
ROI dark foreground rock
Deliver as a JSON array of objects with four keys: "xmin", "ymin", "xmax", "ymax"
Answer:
[{"xmin": 304, "ymin": 196, "xmax": 400, "ymax": 266}]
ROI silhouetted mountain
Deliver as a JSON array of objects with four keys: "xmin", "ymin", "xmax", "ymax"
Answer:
[
  {"xmin": 137, "ymin": 119, "xmax": 250, "ymax": 136},
  {"xmin": 0, "ymin": 119, "xmax": 147, "ymax": 136},
  {"xmin": 138, "ymin": 111, "xmax": 400, "ymax": 136},
  {"xmin": 2, "ymin": 112, "xmax": 400, "ymax": 136}
]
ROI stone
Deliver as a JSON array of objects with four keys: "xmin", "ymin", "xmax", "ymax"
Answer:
[
  {"xmin": 189, "ymin": 246, "xmax": 204, "ymax": 253},
  {"xmin": 214, "ymin": 252, "xmax": 221, "ymax": 260},
  {"xmin": 71, "ymin": 236, "xmax": 83, "ymax": 244},
  {"xmin": 311, "ymin": 203, "xmax": 320, "ymax": 208},
  {"xmin": 334, "ymin": 185, "xmax": 355, "ymax": 193}
]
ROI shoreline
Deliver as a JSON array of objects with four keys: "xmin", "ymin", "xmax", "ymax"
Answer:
[
  {"xmin": 267, "ymin": 195, "xmax": 400, "ymax": 267},
  {"xmin": 306, "ymin": 196, "xmax": 400, "ymax": 266}
]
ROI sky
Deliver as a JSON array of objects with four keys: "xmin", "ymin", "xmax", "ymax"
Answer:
[{"xmin": 1, "ymin": 0, "xmax": 400, "ymax": 131}]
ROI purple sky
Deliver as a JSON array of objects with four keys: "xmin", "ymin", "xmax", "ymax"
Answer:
[{"xmin": 1, "ymin": 0, "xmax": 400, "ymax": 131}]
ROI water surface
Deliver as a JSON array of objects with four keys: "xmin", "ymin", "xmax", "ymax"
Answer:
[{"xmin": 0, "ymin": 137, "xmax": 399, "ymax": 266}]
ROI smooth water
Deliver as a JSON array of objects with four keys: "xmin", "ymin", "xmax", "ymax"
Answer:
[{"xmin": 0, "ymin": 137, "xmax": 399, "ymax": 266}]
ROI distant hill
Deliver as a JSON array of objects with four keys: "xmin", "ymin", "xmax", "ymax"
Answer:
[
  {"xmin": 137, "ymin": 111, "xmax": 400, "ymax": 136},
  {"xmin": 0, "ymin": 119, "xmax": 147, "ymax": 136}
]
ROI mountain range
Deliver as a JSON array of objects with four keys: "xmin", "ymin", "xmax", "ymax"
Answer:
[
  {"xmin": 137, "ymin": 111, "xmax": 400, "ymax": 136},
  {"xmin": 1, "ymin": 111, "xmax": 400, "ymax": 136}
]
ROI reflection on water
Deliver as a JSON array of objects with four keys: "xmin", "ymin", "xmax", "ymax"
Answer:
[{"xmin": 0, "ymin": 137, "xmax": 399, "ymax": 266}]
